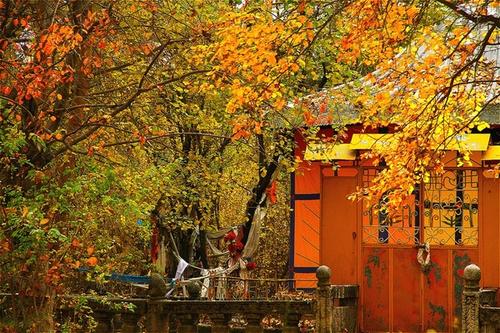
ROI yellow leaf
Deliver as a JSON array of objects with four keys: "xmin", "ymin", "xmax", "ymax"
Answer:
[
  {"xmin": 40, "ymin": 218, "xmax": 49, "ymax": 225},
  {"xmin": 477, "ymin": 121, "xmax": 489, "ymax": 131},
  {"xmin": 408, "ymin": 185, "xmax": 414, "ymax": 195},
  {"xmin": 56, "ymin": 94, "xmax": 62, "ymax": 100},
  {"xmin": 22, "ymin": 207, "xmax": 29, "ymax": 218}
]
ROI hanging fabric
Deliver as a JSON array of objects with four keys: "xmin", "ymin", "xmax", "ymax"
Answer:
[
  {"xmin": 417, "ymin": 242, "xmax": 431, "ymax": 272},
  {"xmin": 175, "ymin": 258, "xmax": 189, "ymax": 279}
]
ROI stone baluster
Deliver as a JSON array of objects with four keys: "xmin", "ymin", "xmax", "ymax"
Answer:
[
  {"xmin": 462, "ymin": 264, "xmax": 481, "ymax": 333},
  {"xmin": 111, "ymin": 313, "xmax": 123, "ymax": 333},
  {"xmin": 169, "ymin": 314, "xmax": 178, "ymax": 333},
  {"xmin": 246, "ymin": 313, "xmax": 264, "ymax": 333},
  {"xmin": 282, "ymin": 312, "xmax": 301, "ymax": 333},
  {"xmin": 197, "ymin": 323, "xmax": 212, "ymax": 333},
  {"xmin": 178, "ymin": 313, "xmax": 199, "ymax": 333},
  {"xmin": 316, "ymin": 266, "xmax": 332, "ymax": 333},
  {"xmin": 146, "ymin": 301, "xmax": 169, "ymax": 333},
  {"xmin": 211, "ymin": 313, "xmax": 232, "ymax": 333}
]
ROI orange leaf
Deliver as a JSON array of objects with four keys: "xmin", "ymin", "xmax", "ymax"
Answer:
[
  {"xmin": 87, "ymin": 246, "xmax": 94, "ymax": 256},
  {"xmin": 303, "ymin": 110, "xmax": 316, "ymax": 126},
  {"xmin": 40, "ymin": 218, "xmax": 49, "ymax": 225},
  {"xmin": 71, "ymin": 238, "xmax": 80, "ymax": 248},
  {"xmin": 87, "ymin": 257, "xmax": 98, "ymax": 266},
  {"xmin": 319, "ymin": 101, "xmax": 327, "ymax": 114}
]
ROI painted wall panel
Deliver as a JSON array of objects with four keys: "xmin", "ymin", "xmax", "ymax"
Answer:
[
  {"xmin": 362, "ymin": 248, "xmax": 390, "ymax": 332},
  {"xmin": 295, "ymin": 162, "xmax": 321, "ymax": 194},
  {"xmin": 423, "ymin": 249, "xmax": 449, "ymax": 332},
  {"xmin": 294, "ymin": 272, "xmax": 317, "ymax": 289},
  {"xmin": 293, "ymin": 200, "xmax": 320, "ymax": 267},
  {"xmin": 393, "ymin": 248, "xmax": 422, "ymax": 332},
  {"xmin": 482, "ymin": 178, "xmax": 500, "ymax": 287}
]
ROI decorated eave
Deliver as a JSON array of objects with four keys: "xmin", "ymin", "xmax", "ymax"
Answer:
[{"xmin": 300, "ymin": 103, "xmax": 500, "ymax": 163}]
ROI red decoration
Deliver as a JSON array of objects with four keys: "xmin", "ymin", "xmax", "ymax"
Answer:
[
  {"xmin": 224, "ymin": 230, "xmax": 236, "ymax": 242},
  {"xmin": 266, "ymin": 180, "xmax": 277, "ymax": 204},
  {"xmin": 246, "ymin": 261, "xmax": 257, "ymax": 270},
  {"xmin": 224, "ymin": 227, "xmax": 246, "ymax": 260},
  {"xmin": 228, "ymin": 241, "xmax": 244, "ymax": 254}
]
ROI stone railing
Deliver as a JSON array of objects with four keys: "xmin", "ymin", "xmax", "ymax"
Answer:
[
  {"xmin": 52, "ymin": 265, "xmax": 358, "ymax": 333},
  {"xmin": 462, "ymin": 264, "xmax": 500, "ymax": 333}
]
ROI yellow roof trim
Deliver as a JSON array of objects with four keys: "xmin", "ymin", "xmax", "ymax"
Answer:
[
  {"xmin": 350, "ymin": 134, "xmax": 394, "ymax": 150},
  {"xmin": 304, "ymin": 143, "xmax": 356, "ymax": 161},
  {"xmin": 483, "ymin": 146, "xmax": 500, "ymax": 161},
  {"xmin": 349, "ymin": 133, "xmax": 491, "ymax": 151},
  {"xmin": 443, "ymin": 134, "xmax": 490, "ymax": 151}
]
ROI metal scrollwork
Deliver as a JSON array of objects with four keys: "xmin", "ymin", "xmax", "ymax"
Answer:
[
  {"xmin": 423, "ymin": 170, "xmax": 479, "ymax": 246},
  {"xmin": 362, "ymin": 169, "xmax": 478, "ymax": 246}
]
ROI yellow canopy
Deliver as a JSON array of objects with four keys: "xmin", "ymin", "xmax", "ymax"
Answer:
[
  {"xmin": 349, "ymin": 133, "xmax": 491, "ymax": 151},
  {"xmin": 304, "ymin": 143, "xmax": 356, "ymax": 161},
  {"xmin": 483, "ymin": 146, "xmax": 500, "ymax": 161}
]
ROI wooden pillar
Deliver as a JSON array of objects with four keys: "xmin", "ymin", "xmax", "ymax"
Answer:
[
  {"xmin": 462, "ymin": 264, "xmax": 481, "ymax": 333},
  {"xmin": 316, "ymin": 265, "xmax": 332, "ymax": 333}
]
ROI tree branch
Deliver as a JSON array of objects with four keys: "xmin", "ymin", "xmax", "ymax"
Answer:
[{"xmin": 434, "ymin": 0, "xmax": 500, "ymax": 27}]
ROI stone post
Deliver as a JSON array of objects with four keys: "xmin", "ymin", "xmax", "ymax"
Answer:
[
  {"xmin": 211, "ymin": 313, "xmax": 231, "ymax": 333},
  {"xmin": 246, "ymin": 313, "xmax": 264, "ymax": 333},
  {"xmin": 146, "ymin": 301, "xmax": 169, "ymax": 333},
  {"xmin": 316, "ymin": 265, "xmax": 332, "ymax": 333},
  {"xmin": 462, "ymin": 264, "xmax": 481, "ymax": 333},
  {"xmin": 111, "ymin": 313, "xmax": 123, "ymax": 333}
]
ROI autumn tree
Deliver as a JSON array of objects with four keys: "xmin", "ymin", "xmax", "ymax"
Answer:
[
  {"xmin": 302, "ymin": 0, "xmax": 499, "ymax": 211},
  {"xmin": 0, "ymin": 0, "xmax": 331, "ymax": 329},
  {"xmin": 0, "ymin": 0, "xmax": 497, "ymax": 330},
  {"xmin": 0, "ymin": 0, "xmax": 216, "ymax": 329}
]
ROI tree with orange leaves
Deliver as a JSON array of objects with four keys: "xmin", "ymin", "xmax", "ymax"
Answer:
[
  {"xmin": 303, "ymin": 0, "xmax": 498, "ymax": 212},
  {"xmin": 0, "ymin": 0, "xmax": 497, "ymax": 329}
]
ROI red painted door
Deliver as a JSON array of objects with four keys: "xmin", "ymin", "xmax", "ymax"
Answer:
[{"xmin": 322, "ymin": 168, "xmax": 481, "ymax": 332}]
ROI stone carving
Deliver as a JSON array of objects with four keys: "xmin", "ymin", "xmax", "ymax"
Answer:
[{"xmin": 462, "ymin": 264, "xmax": 480, "ymax": 333}]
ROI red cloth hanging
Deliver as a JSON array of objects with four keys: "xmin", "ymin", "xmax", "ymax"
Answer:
[{"xmin": 266, "ymin": 180, "xmax": 277, "ymax": 204}]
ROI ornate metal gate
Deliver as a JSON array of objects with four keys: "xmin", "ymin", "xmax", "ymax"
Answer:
[{"xmin": 359, "ymin": 168, "xmax": 479, "ymax": 332}]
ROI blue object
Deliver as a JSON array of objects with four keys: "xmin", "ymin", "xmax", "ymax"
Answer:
[
  {"xmin": 78, "ymin": 267, "xmax": 151, "ymax": 284},
  {"xmin": 109, "ymin": 272, "xmax": 150, "ymax": 284}
]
